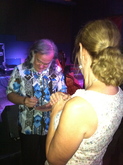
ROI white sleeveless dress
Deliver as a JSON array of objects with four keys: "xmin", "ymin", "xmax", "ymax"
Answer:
[{"xmin": 46, "ymin": 88, "xmax": 123, "ymax": 165}]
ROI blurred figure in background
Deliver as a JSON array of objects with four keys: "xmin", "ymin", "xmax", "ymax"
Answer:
[
  {"xmin": 58, "ymin": 50, "xmax": 67, "ymax": 71},
  {"xmin": 63, "ymin": 65, "xmax": 82, "ymax": 95}
]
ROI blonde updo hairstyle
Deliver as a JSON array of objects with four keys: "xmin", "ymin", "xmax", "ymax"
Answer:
[{"xmin": 74, "ymin": 19, "xmax": 123, "ymax": 86}]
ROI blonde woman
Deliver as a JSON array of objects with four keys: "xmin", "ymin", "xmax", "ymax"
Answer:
[{"xmin": 46, "ymin": 19, "xmax": 123, "ymax": 165}]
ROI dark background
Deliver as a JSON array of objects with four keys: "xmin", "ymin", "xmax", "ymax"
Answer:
[{"xmin": 0, "ymin": 0, "xmax": 123, "ymax": 64}]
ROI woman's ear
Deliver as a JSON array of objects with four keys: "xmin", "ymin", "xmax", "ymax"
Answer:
[
  {"xmin": 79, "ymin": 43, "xmax": 83, "ymax": 60},
  {"xmin": 79, "ymin": 43, "xmax": 82, "ymax": 54},
  {"xmin": 79, "ymin": 43, "xmax": 86, "ymax": 62}
]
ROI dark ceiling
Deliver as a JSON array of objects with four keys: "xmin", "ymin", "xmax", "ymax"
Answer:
[
  {"xmin": 37, "ymin": 0, "xmax": 77, "ymax": 5},
  {"xmin": 0, "ymin": 0, "xmax": 123, "ymax": 42}
]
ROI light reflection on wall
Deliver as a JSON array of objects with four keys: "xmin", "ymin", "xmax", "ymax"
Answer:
[
  {"xmin": 5, "ymin": 41, "xmax": 32, "ymax": 64},
  {"xmin": 0, "ymin": 34, "xmax": 33, "ymax": 65}
]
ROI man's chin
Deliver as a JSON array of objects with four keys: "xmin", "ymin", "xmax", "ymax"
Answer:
[{"xmin": 37, "ymin": 69, "xmax": 43, "ymax": 73}]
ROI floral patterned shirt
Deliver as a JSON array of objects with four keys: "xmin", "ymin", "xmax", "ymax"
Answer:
[{"xmin": 6, "ymin": 62, "xmax": 67, "ymax": 135}]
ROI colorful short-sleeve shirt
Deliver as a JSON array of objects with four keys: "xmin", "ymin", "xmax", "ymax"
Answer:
[{"xmin": 6, "ymin": 62, "xmax": 67, "ymax": 135}]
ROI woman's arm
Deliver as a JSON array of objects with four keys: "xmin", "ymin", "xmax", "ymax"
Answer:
[
  {"xmin": 46, "ymin": 96, "xmax": 98, "ymax": 165},
  {"xmin": 50, "ymin": 92, "xmax": 71, "ymax": 106}
]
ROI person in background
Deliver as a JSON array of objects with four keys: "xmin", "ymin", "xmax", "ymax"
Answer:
[
  {"xmin": 6, "ymin": 39, "xmax": 67, "ymax": 165},
  {"xmin": 63, "ymin": 65, "xmax": 82, "ymax": 95},
  {"xmin": 45, "ymin": 19, "xmax": 123, "ymax": 165},
  {"xmin": 58, "ymin": 50, "xmax": 67, "ymax": 71}
]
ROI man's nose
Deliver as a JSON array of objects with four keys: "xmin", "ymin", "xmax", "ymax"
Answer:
[{"xmin": 39, "ymin": 64, "xmax": 44, "ymax": 68}]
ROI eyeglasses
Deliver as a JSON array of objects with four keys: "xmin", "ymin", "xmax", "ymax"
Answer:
[{"xmin": 36, "ymin": 58, "xmax": 52, "ymax": 68}]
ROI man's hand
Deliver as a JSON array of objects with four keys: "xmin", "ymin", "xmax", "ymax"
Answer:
[{"xmin": 24, "ymin": 96, "xmax": 38, "ymax": 108}]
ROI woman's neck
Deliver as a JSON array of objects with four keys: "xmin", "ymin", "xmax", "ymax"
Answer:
[
  {"xmin": 86, "ymin": 80, "xmax": 118, "ymax": 95},
  {"xmin": 84, "ymin": 73, "xmax": 98, "ymax": 90}
]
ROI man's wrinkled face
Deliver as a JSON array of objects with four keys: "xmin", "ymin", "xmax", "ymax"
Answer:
[{"xmin": 33, "ymin": 52, "xmax": 54, "ymax": 73}]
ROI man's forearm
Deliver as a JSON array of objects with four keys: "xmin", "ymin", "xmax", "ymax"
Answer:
[{"xmin": 7, "ymin": 92, "xmax": 25, "ymax": 105}]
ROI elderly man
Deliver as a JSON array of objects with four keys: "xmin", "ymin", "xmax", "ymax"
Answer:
[{"xmin": 6, "ymin": 39, "xmax": 67, "ymax": 165}]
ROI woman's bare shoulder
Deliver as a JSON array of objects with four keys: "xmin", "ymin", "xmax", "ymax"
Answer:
[
  {"xmin": 63, "ymin": 96, "xmax": 98, "ymax": 138},
  {"xmin": 66, "ymin": 96, "xmax": 92, "ymax": 111}
]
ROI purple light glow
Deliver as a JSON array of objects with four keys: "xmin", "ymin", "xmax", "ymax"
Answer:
[{"xmin": 5, "ymin": 41, "xmax": 32, "ymax": 64}]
